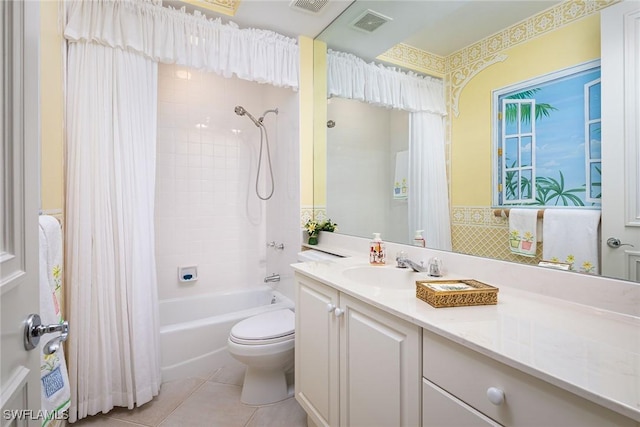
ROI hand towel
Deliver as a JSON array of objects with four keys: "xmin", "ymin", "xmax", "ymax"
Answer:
[
  {"xmin": 38, "ymin": 215, "xmax": 71, "ymax": 425},
  {"xmin": 543, "ymin": 209, "xmax": 601, "ymax": 274},
  {"xmin": 393, "ymin": 150, "xmax": 408, "ymax": 200},
  {"xmin": 508, "ymin": 209, "xmax": 538, "ymax": 257}
]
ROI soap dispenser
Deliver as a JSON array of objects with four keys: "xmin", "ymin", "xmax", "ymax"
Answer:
[
  {"xmin": 369, "ymin": 233, "xmax": 386, "ymax": 265},
  {"xmin": 413, "ymin": 230, "xmax": 425, "ymax": 247}
]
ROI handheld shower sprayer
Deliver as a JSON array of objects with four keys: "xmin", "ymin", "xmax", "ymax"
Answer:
[
  {"xmin": 232, "ymin": 105, "xmax": 279, "ymax": 201},
  {"xmin": 234, "ymin": 105, "xmax": 262, "ymax": 128}
]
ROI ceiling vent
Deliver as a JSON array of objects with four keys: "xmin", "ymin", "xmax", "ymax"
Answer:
[
  {"xmin": 350, "ymin": 9, "xmax": 392, "ymax": 33},
  {"xmin": 289, "ymin": 0, "xmax": 329, "ymax": 15}
]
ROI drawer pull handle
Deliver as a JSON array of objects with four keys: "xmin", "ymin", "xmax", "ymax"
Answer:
[
  {"xmin": 334, "ymin": 308, "xmax": 344, "ymax": 317},
  {"xmin": 326, "ymin": 303, "xmax": 336, "ymax": 313},
  {"xmin": 487, "ymin": 387, "xmax": 505, "ymax": 405}
]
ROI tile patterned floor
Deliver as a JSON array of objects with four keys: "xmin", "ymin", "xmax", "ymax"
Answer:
[{"xmin": 72, "ymin": 364, "xmax": 307, "ymax": 427}]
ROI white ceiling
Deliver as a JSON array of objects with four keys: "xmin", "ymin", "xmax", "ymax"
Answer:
[
  {"xmin": 166, "ymin": 0, "xmax": 562, "ymax": 61},
  {"xmin": 317, "ymin": 0, "xmax": 562, "ymax": 61}
]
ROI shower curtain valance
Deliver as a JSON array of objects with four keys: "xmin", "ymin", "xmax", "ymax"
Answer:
[
  {"xmin": 327, "ymin": 49, "xmax": 446, "ymax": 115},
  {"xmin": 64, "ymin": 0, "xmax": 299, "ymax": 90}
]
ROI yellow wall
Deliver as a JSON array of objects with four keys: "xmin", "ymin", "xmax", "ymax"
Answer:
[
  {"xmin": 312, "ymin": 40, "xmax": 327, "ymax": 210},
  {"xmin": 299, "ymin": 36, "xmax": 314, "ymax": 217},
  {"xmin": 40, "ymin": 0, "xmax": 65, "ymax": 212},
  {"xmin": 450, "ymin": 14, "xmax": 601, "ymax": 206}
]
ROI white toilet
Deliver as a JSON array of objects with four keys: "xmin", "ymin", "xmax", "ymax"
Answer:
[{"xmin": 227, "ymin": 308, "xmax": 295, "ymax": 405}]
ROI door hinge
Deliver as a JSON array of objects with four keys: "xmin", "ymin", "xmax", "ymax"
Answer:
[
  {"xmin": 497, "ymin": 148, "xmax": 503, "ymax": 156},
  {"xmin": 498, "ymin": 112, "xmax": 502, "ymax": 120},
  {"xmin": 498, "ymin": 183, "xmax": 503, "ymax": 192}
]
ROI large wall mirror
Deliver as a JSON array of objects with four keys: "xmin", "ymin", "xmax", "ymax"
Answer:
[{"xmin": 312, "ymin": 0, "xmax": 640, "ymax": 283}]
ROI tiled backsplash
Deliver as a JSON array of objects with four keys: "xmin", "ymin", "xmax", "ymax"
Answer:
[{"xmin": 155, "ymin": 64, "xmax": 299, "ymax": 301}]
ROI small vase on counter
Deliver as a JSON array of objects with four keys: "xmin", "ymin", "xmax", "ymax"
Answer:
[{"xmin": 308, "ymin": 234, "xmax": 318, "ymax": 245}]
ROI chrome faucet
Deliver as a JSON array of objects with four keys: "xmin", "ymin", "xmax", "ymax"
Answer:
[
  {"xmin": 395, "ymin": 255, "xmax": 427, "ymax": 272},
  {"xmin": 264, "ymin": 273, "xmax": 280, "ymax": 283}
]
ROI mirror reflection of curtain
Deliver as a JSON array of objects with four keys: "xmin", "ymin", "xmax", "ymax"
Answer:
[
  {"xmin": 327, "ymin": 50, "xmax": 451, "ymax": 249},
  {"xmin": 409, "ymin": 112, "xmax": 452, "ymax": 251}
]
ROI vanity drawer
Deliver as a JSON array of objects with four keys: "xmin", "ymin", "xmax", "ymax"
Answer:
[
  {"xmin": 422, "ymin": 330, "xmax": 636, "ymax": 427},
  {"xmin": 423, "ymin": 378, "xmax": 501, "ymax": 427}
]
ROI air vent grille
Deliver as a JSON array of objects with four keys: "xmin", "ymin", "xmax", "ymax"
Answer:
[
  {"xmin": 350, "ymin": 9, "xmax": 392, "ymax": 33},
  {"xmin": 351, "ymin": 9, "xmax": 392, "ymax": 33},
  {"xmin": 289, "ymin": 0, "xmax": 328, "ymax": 14}
]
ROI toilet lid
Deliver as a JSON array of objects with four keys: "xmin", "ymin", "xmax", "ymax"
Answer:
[{"xmin": 230, "ymin": 309, "xmax": 295, "ymax": 341}]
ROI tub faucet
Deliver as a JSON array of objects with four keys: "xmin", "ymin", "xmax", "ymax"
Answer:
[
  {"xmin": 395, "ymin": 255, "xmax": 426, "ymax": 272},
  {"xmin": 264, "ymin": 273, "xmax": 280, "ymax": 283}
]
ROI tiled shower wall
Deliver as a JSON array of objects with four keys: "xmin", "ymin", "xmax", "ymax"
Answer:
[
  {"xmin": 325, "ymin": 97, "xmax": 409, "ymax": 244},
  {"xmin": 155, "ymin": 64, "xmax": 300, "ymax": 301}
]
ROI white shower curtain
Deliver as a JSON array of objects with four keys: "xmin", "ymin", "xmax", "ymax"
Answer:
[
  {"xmin": 327, "ymin": 49, "xmax": 452, "ymax": 249},
  {"xmin": 65, "ymin": 41, "xmax": 160, "ymax": 421},
  {"xmin": 408, "ymin": 112, "xmax": 452, "ymax": 251}
]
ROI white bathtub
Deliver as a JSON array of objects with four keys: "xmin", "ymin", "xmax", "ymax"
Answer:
[{"xmin": 159, "ymin": 285, "xmax": 295, "ymax": 382}]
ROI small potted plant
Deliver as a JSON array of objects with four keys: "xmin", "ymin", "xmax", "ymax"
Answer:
[
  {"xmin": 320, "ymin": 219, "xmax": 338, "ymax": 233},
  {"xmin": 304, "ymin": 219, "xmax": 320, "ymax": 245}
]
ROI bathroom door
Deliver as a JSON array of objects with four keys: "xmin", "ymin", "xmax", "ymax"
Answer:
[
  {"xmin": 601, "ymin": 1, "xmax": 640, "ymax": 281},
  {"xmin": 1, "ymin": 1, "xmax": 43, "ymax": 425}
]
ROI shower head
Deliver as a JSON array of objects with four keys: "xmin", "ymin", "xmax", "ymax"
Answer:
[
  {"xmin": 234, "ymin": 106, "xmax": 262, "ymax": 128},
  {"xmin": 258, "ymin": 108, "xmax": 279, "ymax": 123}
]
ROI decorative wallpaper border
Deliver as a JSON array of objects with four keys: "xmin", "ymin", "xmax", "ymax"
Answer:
[
  {"xmin": 445, "ymin": 0, "xmax": 619, "ymax": 71},
  {"xmin": 451, "ymin": 206, "xmax": 508, "ymax": 228},
  {"xmin": 179, "ymin": 0, "xmax": 240, "ymax": 16},
  {"xmin": 377, "ymin": 44, "xmax": 446, "ymax": 77},
  {"xmin": 301, "ymin": 205, "xmax": 326, "ymax": 227},
  {"xmin": 378, "ymin": 0, "xmax": 620, "ymax": 76}
]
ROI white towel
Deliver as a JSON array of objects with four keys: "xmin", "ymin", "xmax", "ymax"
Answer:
[
  {"xmin": 543, "ymin": 209, "xmax": 601, "ymax": 274},
  {"xmin": 38, "ymin": 216, "xmax": 71, "ymax": 425},
  {"xmin": 393, "ymin": 150, "xmax": 408, "ymax": 200},
  {"xmin": 509, "ymin": 209, "xmax": 538, "ymax": 257}
]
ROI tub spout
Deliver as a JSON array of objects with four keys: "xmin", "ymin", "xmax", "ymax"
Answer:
[{"xmin": 264, "ymin": 273, "xmax": 280, "ymax": 283}]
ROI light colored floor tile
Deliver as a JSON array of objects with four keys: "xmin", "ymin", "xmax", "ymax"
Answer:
[
  {"xmin": 245, "ymin": 397, "xmax": 307, "ymax": 427},
  {"xmin": 159, "ymin": 382, "xmax": 256, "ymax": 427},
  {"xmin": 105, "ymin": 377, "xmax": 205, "ymax": 426},
  {"xmin": 72, "ymin": 414, "xmax": 147, "ymax": 427},
  {"xmin": 209, "ymin": 363, "xmax": 246, "ymax": 386}
]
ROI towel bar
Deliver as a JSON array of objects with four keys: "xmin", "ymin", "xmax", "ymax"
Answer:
[{"xmin": 493, "ymin": 209, "xmax": 544, "ymax": 219}]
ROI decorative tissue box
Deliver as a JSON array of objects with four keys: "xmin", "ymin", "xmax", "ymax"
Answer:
[{"xmin": 416, "ymin": 279, "xmax": 499, "ymax": 308}]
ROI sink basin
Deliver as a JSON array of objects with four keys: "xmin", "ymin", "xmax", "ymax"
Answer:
[{"xmin": 341, "ymin": 265, "xmax": 422, "ymax": 290}]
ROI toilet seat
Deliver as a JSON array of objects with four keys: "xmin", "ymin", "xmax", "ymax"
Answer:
[{"xmin": 229, "ymin": 309, "xmax": 294, "ymax": 345}]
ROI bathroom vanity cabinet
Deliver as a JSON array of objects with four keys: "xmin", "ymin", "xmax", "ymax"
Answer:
[
  {"xmin": 294, "ymin": 273, "xmax": 421, "ymax": 427},
  {"xmin": 293, "ymin": 261, "xmax": 639, "ymax": 427},
  {"xmin": 422, "ymin": 329, "xmax": 636, "ymax": 427}
]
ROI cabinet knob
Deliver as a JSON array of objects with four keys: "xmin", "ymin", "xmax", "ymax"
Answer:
[
  {"xmin": 486, "ymin": 387, "xmax": 505, "ymax": 405},
  {"xmin": 326, "ymin": 303, "xmax": 336, "ymax": 313},
  {"xmin": 334, "ymin": 308, "xmax": 344, "ymax": 317}
]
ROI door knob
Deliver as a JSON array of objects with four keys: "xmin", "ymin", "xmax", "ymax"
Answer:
[
  {"xmin": 334, "ymin": 308, "xmax": 344, "ymax": 317},
  {"xmin": 606, "ymin": 237, "xmax": 635, "ymax": 249},
  {"xmin": 24, "ymin": 313, "xmax": 69, "ymax": 353}
]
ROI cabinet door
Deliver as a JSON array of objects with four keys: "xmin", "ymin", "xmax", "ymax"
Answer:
[
  {"xmin": 423, "ymin": 379, "xmax": 502, "ymax": 427},
  {"xmin": 339, "ymin": 293, "xmax": 421, "ymax": 427},
  {"xmin": 295, "ymin": 274, "xmax": 340, "ymax": 427}
]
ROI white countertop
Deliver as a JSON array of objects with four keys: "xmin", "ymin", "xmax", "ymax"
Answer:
[{"xmin": 291, "ymin": 255, "xmax": 640, "ymax": 422}]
